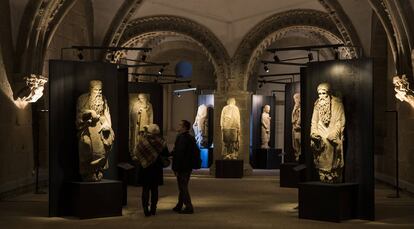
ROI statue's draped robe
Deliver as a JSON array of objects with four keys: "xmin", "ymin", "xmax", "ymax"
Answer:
[
  {"xmin": 76, "ymin": 94, "xmax": 114, "ymax": 181},
  {"xmin": 220, "ymin": 104, "xmax": 240, "ymax": 159},
  {"xmin": 292, "ymin": 105, "xmax": 301, "ymax": 161},
  {"xmin": 261, "ymin": 112, "xmax": 271, "ymax": 149},
  {"xmin": 310, "ymin": 96, "xmax": 345, "ymax": 182}
]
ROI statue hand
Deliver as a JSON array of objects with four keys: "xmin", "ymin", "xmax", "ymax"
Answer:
[{"xmin": 311, "ymin": 133, "xmax": 321, "ymax": 141}]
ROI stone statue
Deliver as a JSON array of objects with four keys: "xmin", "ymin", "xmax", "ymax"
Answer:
[
  {"xmin": 130, "ymin": 93, "xmax": 153, "ymax": 154},
  {"xmin": 261, "ymin": 105, "xmax": 271, "ymax": 149},
  {"xmin": 393, "ymin": 74, "xmax": 414, "ymax": 108},
  {"xmin": 76, "ymin": 80, "xmax": 115, "ymax": 182},
  {"xmin": 292, "ymin": 93, "xmax": 301, "ymax": 161},
  {"xmin": 220, "ymin": 98, "xmax": 240, "ymax": 159},
  {"xmin": 310, "ymin": 83, "xmax": 345, "ymax": 183},
  {"xmin": 16, "ymin": 74, "xmax": 48, "ymax": 103},
  {"xmin": 193, "ymin": 104, "xmax": 208, "ymax": 148}
]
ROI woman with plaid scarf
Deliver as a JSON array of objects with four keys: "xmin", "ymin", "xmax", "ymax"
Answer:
[{"xmin": 133, "ymin": 124, "xmax": 169, "ymax": 217}]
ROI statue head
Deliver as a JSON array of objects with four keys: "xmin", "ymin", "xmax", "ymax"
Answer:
[
  {"xmin": 89, "ymin": 80, "xmax": 103, "ymax": 97},
  {"xmin": 317, "ymin": 83, "xmax": 330, "ymax": 100},
  {"xmin": 293, "ymin": 93, "xmax": 300, "ymax": 105},
  {"xmin": 227, "ymin": 97, "xmax": 236, "ymax": 105},
  {"xmin": 138, "ymin": 93, "xmax": 149, "ymax": 103},
  {"xmin": 263, "ymin": 105, "xmax": 270, "ymax": 113}
]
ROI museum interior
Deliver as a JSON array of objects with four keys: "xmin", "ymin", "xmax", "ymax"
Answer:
[{"xmin": 1, "ymin": 0, "xmax": 414, "ymax": 228}]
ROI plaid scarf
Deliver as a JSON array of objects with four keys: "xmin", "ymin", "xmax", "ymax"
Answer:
[{"xmin": 134, "ymin": 134, "xmax": 165, "ymax": 168}]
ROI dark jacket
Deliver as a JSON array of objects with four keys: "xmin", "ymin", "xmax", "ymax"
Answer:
[
  {"xmin": 172, "ymin": 131, "xmax": 196, "ymax": 172},
  {"xmin": 139, "ymin": 147, "xmax": 169, "ymax": 186}
]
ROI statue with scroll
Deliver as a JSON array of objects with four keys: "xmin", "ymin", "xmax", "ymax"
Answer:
[
  {"xmin": 292, "ymin": 93, "xmax": 301, "ymax": 161},
  {"xmin": 193, "ymin": 104, "xmax": 208, "ymax": 148},
  {"xmin": 261, "ymin": 105, "xmax": 271, "ymax": 149},
  {"xmin": 76, "ymin": 80, "xmax": 115, "ymax": 182},
  {"xmin": 310, "ymin": 83, "xmax": 345, "ymax": 183},
  {"xmin": 130, "ymin": 93, "xmax": 153, "ymax": 154},
  {"xmin": 220, "ymin": 98, "xmax": 240, "ymax": 159}
]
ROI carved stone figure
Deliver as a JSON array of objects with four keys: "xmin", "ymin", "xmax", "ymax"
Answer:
[
  {"xmin": 16, "ymin": 74, "xmax": 48, "ymax": 103},
  {"xmin": 193, "ymin": 104, "xmax": 208, "ymax": 148},
  {"xmin": 261, "ymin": 105, "xmax": 271, "ymax": 149},
  {"xmin": 76, "ymin": 80, "xmax": 115, "ymax": 182},
  {"xmin": 130, "ymin": 93, "xmax": 153, "ymax": 155},
  {"xmin": 292, "ymin": 93, "xmax": 301, "ymax": 161},
  {"xmin": 310, "ymin": 83, "xmax": 345, "ymax": 183},
  {"xmin": 220, "ymin": 98, "xmax": 240, "ymax": 159},
  {"xmin": 393, "ymin": 74, "xmax": 414, "ymax": 108}
]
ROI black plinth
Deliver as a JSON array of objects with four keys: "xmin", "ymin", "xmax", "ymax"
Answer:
[
  {"xmin": 215, "ymin": 160, "xmax": 243, "ymax": 178},
  {"xmin": 299, "ymin": 182, "xmax": 359, "ymax": 222},
  {"xmin": 280, "ymin": 162, "xmax": 306, "ymax": 188},
  {"xmin": 69, "ymin": 179, "xmax": 123, "ymax": 219},
  {"xmin": 253, "ymin": 149, "xmax": 281, "ymax": 169}
]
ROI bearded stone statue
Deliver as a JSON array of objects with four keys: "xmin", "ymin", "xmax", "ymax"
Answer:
[
  {"xmin": 292, "ymin": 93, "xmax": 301, "ymax": 161},
  {"xmin": 130, "ymin": 93, "xmax": 153, "ymax": 155},
  {"xmin": 76, "ymin": 80, "xmax": 115, "ymax": 182},
  {"xmin": 220, "ymin": 98, "xmax": 240, "ymax": 160},
  {"xmin": 193, "ymin": 104, "xmax": 208, "ymax": 148},
  {"xmin": 310, "ymin": 83, "xmax": 345, "ymax": 183},
  {"xmin": 261, "ymin": 105, "xmax": 271, "ymax": 149}
]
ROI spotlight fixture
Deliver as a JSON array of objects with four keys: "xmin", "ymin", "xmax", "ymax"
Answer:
[
  {"xmin": 308, "ymin": 52, "xmax": 313, "ymax": 62},
  {"xmin": 273, "ymin": 54, "xmax": 280, "ymax": 63},
  {"xmin": 177, "ymin": 93, "xmax": 181, "ymax": 97},
  {"xmin": 158, "ymin": 67, "xmax": 164, "ymax": 75},
  {"xmin": 77, "ymin": 49, "xmax": 84, "ymax": 60},
  {"xmin": 334, "ymin": 48, "xmax": 340, "ymax": 60},
  {"xmin": 264, "ymin": 63, "xmax": 269, "ymax": 73},
  {"xmin": 141, "ymin": 53, "xmax": 147, "ymax": 62},
  {"xmin": 188, "ymin": 84, "xmax": 192, "ymax": 88},
  {"xmin": 259, "ymin": 82, "xmax": 263, "ymax": 88}
]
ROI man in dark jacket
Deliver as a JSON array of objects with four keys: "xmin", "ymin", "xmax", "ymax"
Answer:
[{"xmin": 171, "ymin": 120, "xmax": 196, "ymax": 214}]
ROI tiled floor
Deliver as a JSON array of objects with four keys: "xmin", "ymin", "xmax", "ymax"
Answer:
[{"xmin": 1, "ymin": 169, "xmax": 414, "ymax": 228}]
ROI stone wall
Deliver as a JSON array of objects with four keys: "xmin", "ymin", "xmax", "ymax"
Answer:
[
  {"xmin": 0, "ymin": 0, "xmax": 34, "ymax": 196},
  {"xmin": 0, "ymin": 0, "xmax": 93, "ymax": 197}
]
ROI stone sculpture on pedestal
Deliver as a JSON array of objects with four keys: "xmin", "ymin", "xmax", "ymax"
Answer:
[
  {"xmin": 220, "ymin": 98, "xmax": 240, "ymax": 160},
  {"xmin": 193, "ymin": 104, "xmax": 208, "ymax": 148},
  {"xmin": 261, "ymin": 105, "xmax": 271, "ymax": 149},
  {"xmin": 130, "ymin": 93, "xmax": 153, "ymax": 155},
  {"xmin": 292, "ymin": 93, "xmax": 301, "ymax": 161},
  {"xmin": 76, "ymin": 80, "xmax": 115, "ymax": 182},
  {"xmin": 310, "ymin": 83, "xmax": 345, "ymax": 183}
]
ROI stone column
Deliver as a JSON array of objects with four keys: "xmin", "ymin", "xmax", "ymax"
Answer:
[{"xmin": 210, "ymin": 91, "xmax": 253, "ymax": 176}]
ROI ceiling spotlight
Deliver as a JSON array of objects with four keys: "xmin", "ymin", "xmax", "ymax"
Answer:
[
  {"xmin": 177, "ymin": 93, "xmax": 181, "ymax": 98},
  {"xmin": 77, "ymin": 49, "xmax": 84, "ymax": 60},
  {"xmin": 308, "ymin": 52, "xmax": 314, "ymax": 62},
  {"xmin": 264, "ymin": 63, "xmax": 269, "ymax": 73},
  {"xmin": 258, "ymin": 82, "xmax": 263, "ymax": 88},
  {"xmin": 158, "ymin": 67, "xmax": 164, "ymax": 75},
  {"xmin": 334, "ymin": 48, "xmax": 340, "ymax": 60},
  {"xmin": 141, "ymin": 53, "xmax": 147, "ymax": 62},
  {"xmin": 273, "ymin": 54, "xmax": 280, "ymax": 63},
  {"xmin": 188, "ymin": 84, "xmax": 192, "ymax": 88}
]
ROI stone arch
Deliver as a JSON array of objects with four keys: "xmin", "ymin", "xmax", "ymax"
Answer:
[
  {"xmin": 116, "ymin": 15, "xmax": 231, "ymax": 92},
  {"xmin": 232, "ymin": 9, "xmax": 361, "ymax": 91},
  {"xmin": 15, "ymin": 0, "xmax": 78, "ymax": 75}
]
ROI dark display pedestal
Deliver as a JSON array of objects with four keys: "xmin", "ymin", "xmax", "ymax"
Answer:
[
  {"xmin": 299, "ymin": 182, "xmax": 358, "ymax": 222},
  {"xmin": 253, "ymin": 148, "xmax": 281, "ymax": 169},
  {"xmin": 215, "ymin": 160, "xmax": 243, "ymax": 178},
  {"xmin": 280, "ymin": 162, "xmax": 306, "ymax": 188},
  {"xmin": 69, "ymin": 179, "xmax": 122, "ymax": 219}
]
